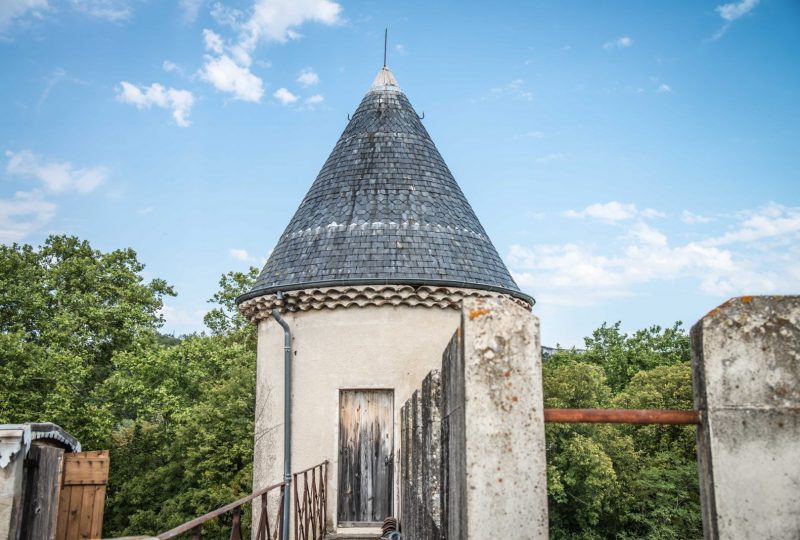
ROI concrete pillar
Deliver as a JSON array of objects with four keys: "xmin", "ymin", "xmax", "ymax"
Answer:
[
  {"xmin": 443, "ymin": 297, "xmax": 548, "ymax": 539},
  {"xmin": 691, "ymin": 296, "xmax": 800, "ymax": 540},
  {"xmin": 0, "ymin": 427, "xmax": 26, "ymax": 540}
]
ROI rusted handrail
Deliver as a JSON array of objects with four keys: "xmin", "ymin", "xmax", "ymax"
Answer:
[
  {"xmin": 292, "ymin": 460, "xmax": 329, "ymax": 476},
  {"xmin": 544, "ymin": 408, "xmax": 700, "ymax": 425},
  {"xmin": 293, "ymin": 461, "xmax": 328, "ymax": 540},
  {"xmin": 157, "ymin": 480, "xmax": 286, "ymax": 540}
]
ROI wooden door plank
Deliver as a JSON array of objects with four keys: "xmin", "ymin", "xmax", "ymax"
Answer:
[
  {"xmin": 374, "ymin": 393, "xmax": 393, "ymax": 521},
  {"xmin": 55, "ymin": 478, "xmax": 71, "ymax": 540},
  {"xmin": 23, "ymin": 446, "xmax": 65, "ymax": 540},
  {"xmin": 78, "ymin": 484, "xmax": 96, "ymax": 539},
  {"xmin": 66, "ymin": 485, "xmax": 84, "ymax": 540},
  {"xmin": 338, "ymin": 390, "xmax": 358, "ymax": 523},
  {"xmin": 88, "ymin": 486, "xmax": 105, "ymax": 540}
]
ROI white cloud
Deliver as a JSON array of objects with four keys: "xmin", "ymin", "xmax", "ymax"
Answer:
[
  {"xmin": 629, "ymin": 222, "xmax": 667, "ymax": 246},
  {"xmin": 603, "ymin": 36, "xmax": 633, "ymax": 50},
  {"xmin": 230, "ymin": 248, "xmax": 253, "ymax": 261},
  {"xmin": 297, "ymin": 67, "xmax": 319, "ymax": 86},
  {"xmin": 210, "ymin": 2, "xmax": 243, "ymax": 28},
  {"xmin": 229, "ymin": 247, "xmax": 268, "ymax": 266},
  {"xmin": 0, "ymin": 0, "xmax": 48, "ymax": 32},
  {"xmin": 179, "ymin": 0, "xmax": 202, "ymax": 23},
  {"xmin": 0, "ymin": 190, "xmax": 56, "ymax": 244},
  {"xmin": 36, "ymin": 68, "xmax": 65, "ymax": 110},
  {"xmin": 509, "ymin": 234, "xmax": 764, "ymax": 305},
  {"xmin": 394, "ymin": 43, "xmax": 405, "ymax": 55},
  {"xmin": 199, "ymin": 0, "xmax": 342, "ymax": 102},
  {"xmin": 713, "ymin": 0, "xmax": 759, "ymax": 39},
  {"xmin": 203, "ymin": 28, "xmax": 225, "ymax": 54},
  {"xmin": 273, "ymin": 87, "xmax": 298, "ymax": 105},
  {"xmin": 509, "ymin": 203, "xmax": 799, "ymax": 306},
  {"xmin": 681, "ymin": 210, "xmax": 713, "ymax": 224},
  {"xmin": 162, "ymin": 60, "xmax": 182, "ymax": 75},
  {"xmin": 6, "ymin": 149, "xmax": 108, "ymax": 193},
  {"xmin": 69, "ymin": 0, "xmax": 131, "ymax": 22},
  {"xmin": 304, "ymin": 94, "xmax": 324, "ymax": 106},
  {"xmin": 198, "ymin": 29, "xmax": 262, "ymax": 102},
  {"xmin": 656, "ymin": 83, "xmax": 672, "ymax": 93},
  {"xmin": 2, "ymin": 150, "xmax": 110, "ymax": 243},
  {"xmin": 705, "ymin": 204, "xmax": 800, "ymax": 246},
  {"xmin": 239, "ymin": 0, "xmax": 343, "ymax": 45},
  {"xmin": 564, "ymin": 201, "xmax": 664, "ymax": 222},
  {"xmin": 717, "ymin": 0, "xmax": 759, "ymax": 22},
  {"xmin": 116, "ymin": 81, "xmax": 195, "ymax": 127},
  {"xmin": 199, "ymin": 55, "xmax": 264, "ymax": 102}
]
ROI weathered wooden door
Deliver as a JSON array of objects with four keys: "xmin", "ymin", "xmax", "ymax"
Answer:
[
  {"xmin": 55, "ymin": 450, "xmax": 109, "ymax": 540},
  {"xmin": 338, "ymin": 390, "xmax": 394, "ymax": 526}
]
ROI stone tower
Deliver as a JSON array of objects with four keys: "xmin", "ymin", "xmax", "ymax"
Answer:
[{"xmin": 237, "ymin": 66, "xmax": 533, "ymax": 536}]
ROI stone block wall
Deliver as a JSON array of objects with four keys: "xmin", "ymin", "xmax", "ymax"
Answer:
[
  {"xmin": 400, "ymin": 297, "xmax": 549, "ymax": 539},
  {"xmin": 400, "ymin": 372, "xmax": 443, "ymax": 540},
  {"xmin": 692, "ymin": 296, "xmax": 800, "ymax": 539}
]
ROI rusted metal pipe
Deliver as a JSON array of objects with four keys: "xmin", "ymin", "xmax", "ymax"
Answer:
[{"xmin": 543, "ymin": 408, "xmax": 700, "ymax": 425}]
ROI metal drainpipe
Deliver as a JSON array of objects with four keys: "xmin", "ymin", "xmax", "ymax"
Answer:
[{"xmin": 271, "ymin": 291, "xmax": 292, "ymax": 540}]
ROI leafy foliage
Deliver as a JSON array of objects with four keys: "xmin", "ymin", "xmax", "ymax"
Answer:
[
  {"xmin": 103, "ymin": 335, "xmax": 256, "ymax": 537},
  {"xmin": 0, "ymin": 235, "xmax": 259, "ymax": 539},
  {"xmin": 579, "ymin": 321, "xmax": 691, "ymax": 392},
  {"xmin": 544, "ymin": 323, "xmax": 701, "ymax": 539},
  {"xmin": 0, "ymin": 236, "xmax": 174, "ymax": 447}
]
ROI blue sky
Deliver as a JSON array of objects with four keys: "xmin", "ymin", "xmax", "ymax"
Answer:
[{"xmin": 2, "ymin": 0, "xmax": 798, "ymax": 346}]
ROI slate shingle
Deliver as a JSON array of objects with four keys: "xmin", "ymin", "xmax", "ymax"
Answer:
[{"xmin": 240, "ymin": 67, "xmax": 532, "ymax": 305}]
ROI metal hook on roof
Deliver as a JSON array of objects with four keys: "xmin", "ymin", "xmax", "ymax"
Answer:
[
  {"xmin": 347, "ymin": 113, "xmax": 352, "ymax": 120},
  {"xmin": 418, "ymin": 112, "xmax": 425, "ymax": 120}
]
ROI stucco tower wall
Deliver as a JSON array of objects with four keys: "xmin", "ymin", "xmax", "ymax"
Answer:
[{"xmin": 252, "ymin": 303, "xmax": 462, "ymax": 535}]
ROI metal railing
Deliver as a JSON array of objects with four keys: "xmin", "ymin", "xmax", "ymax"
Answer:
[
  {"xmin": 293, "ymin": 461, "xmax": 328, "ymax": 540},
  {"xmin": 155, "ymin": 460, "xmax": 329, "ymax": 540},
  {"xmin": 157, "ymin": 480, "xmax": 286, "ymax": 540}
]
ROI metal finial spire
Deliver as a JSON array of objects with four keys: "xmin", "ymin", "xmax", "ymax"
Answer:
[{"xmin": 383, "ymin": 28, "xmax": 388, "ymax": 67}]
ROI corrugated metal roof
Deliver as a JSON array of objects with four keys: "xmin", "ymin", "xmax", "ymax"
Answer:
[{"xmin": 240, "ymin": 67, "xmax": 532, "ymax": 305}]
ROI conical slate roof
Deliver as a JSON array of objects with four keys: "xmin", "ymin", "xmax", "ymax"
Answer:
[{"xmin": 239, "ymin": 67, "xmax": 532, "ymax": 305}]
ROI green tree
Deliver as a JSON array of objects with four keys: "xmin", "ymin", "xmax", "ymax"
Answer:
[
  {"xmin": 203, "ymin": 267, "xmax": 260, "ymax": 338},
  {"xmin": 102, "ymin": 268, "xmax": 259, "ymax": 539},
  {"xmin": 0, "ymin": 236, "xmax": 259, "ymax": 538},
  {"xmin": 0, "ymin": 235, "xmax": 174, "ymax": 447},
  {"xmin": 543, "ymin": 324, "xmax": 701, "ymax": 539},
  {"xmin": 102, "ymin": 335, "xmax": 256, "ymax": 538},
  {"xmin": 580, "ymin": 322, "xmax": 690, "ymax": 392}
]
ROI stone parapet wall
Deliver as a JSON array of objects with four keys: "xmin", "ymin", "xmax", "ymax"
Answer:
[
  {"xmin": 398, "ymin": 295, "xmax": 800, "ymax": 539},
  {"xmin": 400, "ymin": 371, "xmax": 443, "ymax": 540},
  {"xmin": 692, "ymin": 295, "xmax": 800, "ymax": 540},
  {"xmin": 400, "ymin": 297, "xmax": 549, "ymax": 539}
]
